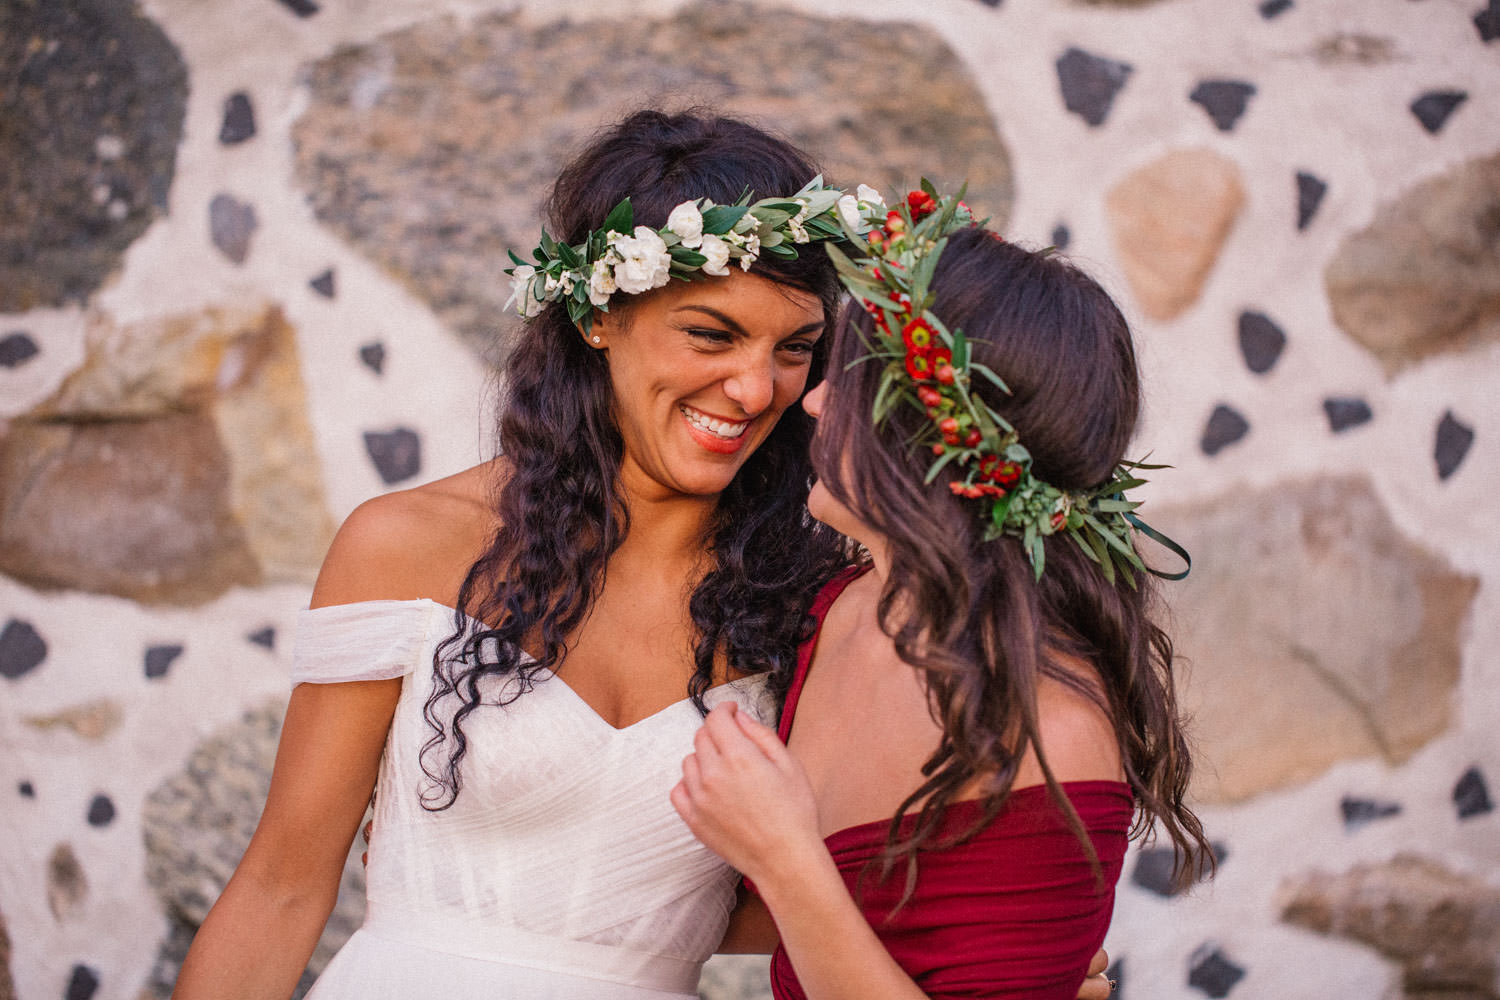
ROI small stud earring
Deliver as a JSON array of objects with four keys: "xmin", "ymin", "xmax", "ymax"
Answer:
[{"xmin": 591, "ymin": 335, "xmax": 601, "ymax": 344}]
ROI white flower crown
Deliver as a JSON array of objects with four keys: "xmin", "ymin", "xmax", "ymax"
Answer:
[{"xmin": 504, "ymin": 179, "xmax": 888, "ymax": 333}]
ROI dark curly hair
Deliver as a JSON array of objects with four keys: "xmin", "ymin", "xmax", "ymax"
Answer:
[
  {"xmin": 419, "ymin": 109, "xmax": 850, "ymax": 808},
  {"xmin": 813, "ymin": 228, "xmax": 1212, "ymax": 899}
]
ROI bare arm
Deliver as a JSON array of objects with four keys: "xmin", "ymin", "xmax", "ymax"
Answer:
[
  {"xmin": 174, "ymin": 493, "xmax": 454, "ymax": 998},
  {"xmin": 171, "ymin": 678, "xmax": 400, "ymax": 999}
]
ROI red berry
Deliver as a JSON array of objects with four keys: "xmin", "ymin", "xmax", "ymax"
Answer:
[
  {"xmin": 938, "ymin": 417, "xmax": 959, "ymax": 435},
  {"xmin": 935, "ymin": 364, "xmax": 956, "ymax": 385},
  {"xmin": 964, "ymin": 429, "xmax": 982, "ymax": 447},
  {"xmin": 931, "ymin": 443, "xmax": 946, "ymax": 455}
]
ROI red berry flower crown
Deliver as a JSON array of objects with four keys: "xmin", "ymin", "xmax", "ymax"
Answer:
[{"xmin": 826, "ymin": 182, "xmax": 1188, "ymax": 585}]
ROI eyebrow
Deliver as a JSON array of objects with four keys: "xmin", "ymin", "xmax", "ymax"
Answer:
[{"xmin": 671, "ymin": 304, "xmax": 824, "ymax": 338}]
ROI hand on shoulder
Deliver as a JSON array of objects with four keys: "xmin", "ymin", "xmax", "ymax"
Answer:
[{"xmin": 311, "ymin": 461, "xmax": 502, "ymax": 610}]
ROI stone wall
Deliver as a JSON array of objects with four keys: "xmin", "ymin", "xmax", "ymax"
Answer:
[{"xmin": 2, "ymin": 1, "xmax": 1496, "ymax": 998}]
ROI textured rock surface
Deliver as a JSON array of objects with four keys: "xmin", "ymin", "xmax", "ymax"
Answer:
[
  {"xmin": 0, "ymin": 415, "xmax": 261, "ymax": 604},
  {"xmin": 0, "ymin": 0, "xmax": 186, "ymax": 311},
  {"xmin": 1106, "ymin": 149, "xmax": 1245, "ymax": 320},
  {"xmin": 1325, "ymin": 153, "xmax": 1500, "ymax": 373},
  {"xmin": 23, "ymin": 700, "xmax": 123, "ymax": 741},
  {"xmin": 1, "ymin": 305, "xmax": 333, "ymax": 601},
  {"xmin": 292, "ymin": 2, "xmax": 1012, "ymax": 361},
  {"xmin": 1280, "ymin": 856, "xmax": 1500, "ymax": 1000},
  {"xmin": 143, "ymin": 700, "xmax": 366, "ymax": 998},
  {"xmin": 1152, "ymin": 477, "xmax": 1478, "ymax": 802},
  {"xmin": 47, "ymin": 844, "xmax": 88, "ymax": 921}
]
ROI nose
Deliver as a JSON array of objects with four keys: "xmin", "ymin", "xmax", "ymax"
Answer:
[
  {"xmin": 802, "ymin": 380, "xmax": 827, "ymax": 418},
  {"xmin": 723, "ymin": 357, "xmax": 776, "ymax": 416}
]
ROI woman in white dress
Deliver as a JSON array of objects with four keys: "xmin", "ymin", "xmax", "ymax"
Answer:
[{"xmin": 172, "ymin": 109, "xmax": 852, "ymax": 1000}]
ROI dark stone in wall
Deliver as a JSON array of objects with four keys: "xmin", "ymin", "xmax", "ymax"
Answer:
[
  {"xmin": 65, "ymin": 965, "xmax": 100, "ymax": 1000},
  {"xmin": 247, "ymin": 627, "xmax": 276, "ymax": 650},
  {"xmin": 277, "ymin": 0, "xmax": 321, "ymax": 16},
  {"xmin": 19, "ymin": 781, "xmax": 35, "ymax": 798},
  {"xmin": 364, "ymin": 428, "xmax": 421, "ymax": 484},
  {"xmin": 1434, "ymin": 411, "xmax": 1474, "ymax": 480},
  {"xmin": 86, "ymin": 795, "xmax": 115, "ymax": 827},
  {"xmin": 1259, "ymin": 0, "xmax": 1293, "ymax": 17},
  {"xmin": 209, "ymin": 194, "xmax": 258, "ymax": 264},
  {"xmin": 310, "ymin": 269, "xmax": 336, "ymax": 298},
  {"xmin": 1056, "ymin": 47, "xmax": 1133, "ymax": 127},
  {"xmin": 1237, "ymin": 311, "xmax": 1286, "ymax": 373},
  {"xmin": 1411, "ymin": 90, "xmax": 1468, "ymax": 134},
  {"xmin": 1478, "ymin": 1, "xmax": 1500, "ymax": 42},
  {"xmin": 1322, "ymin": 397, "xmax": 1372, "ymax": 432},
  {"xmin": 0, "ymin": 332, "xmax": 40, "ymax": 369},
  {"xmin": 1187, "ymin": 946, "xmax": 1244, "ymax": 998},
  {"xmin": 1201, "ymin": 405, "xmax": 1249, "ymax": 456},
  {"xmin": 1050, "ymin": 223, "xmax": 1071, "ymax": 250},
  {"xmin": 1453, "ymin": 766, "xmax": 1493, "ymax": 819},
  {"xmin": 359, "ymin": 343, "xmax": 386, "ymax": 375},
  {"xmin": 0, "ymin": 0, "xmax": 187, "ymax": 312},
  {"xmin": 1296, "ymin": 171, "xmax": 1327, "ymax": 230},
  {"xmin": 219, "ymin": 93, "xmax": 257, "ymax": 145},
  {"xmin": 1190, "ymin": 80, "xmax": 1257, "ymax": 132},
  {"xmin": 1340, "ymin": 796, "xmax": 1401, "ymax": 830},
  {"xmin": 0, "ymin": 619, "xmax": 48, "ymax": 679},
  {"xmin": 144, "ymin": 644, "xmax": 184, "ymax": 679},
  {"xmin": 293, "ymin": 4, "xmax": 1013, "ymax": 364},
  {"xmin": 1131, "ymin": 842, "xmax": 1227, "ymax": 897}
]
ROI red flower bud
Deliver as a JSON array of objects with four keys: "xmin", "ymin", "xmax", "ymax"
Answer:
[
  {"xmin": 885, "ymin": 211, "xmax": 906, "ymax": 233},
  {"xmin": 935, "ymin": 363, "xmax": 956, "ymax": 385},
  {"xmin": 1051, "ymin": 511, "xmax": 1068, "ymax": 530},
  {"xmin": 964, "ymin": 429, "xmax": 982, "ymax": 447},
  {"xmin": 906, "ymin": 190, "xmax": 938, "ymax": 219},
  {"xmin": 931, "ymin": 443, "xmax": 946, "ymax": 456},
  {"xmin": 937, "ymin": 417, "xmax": 959, "ymax": 435},
  {"xmin": 916, "ymin": 386, "xmax": 943, "ymax": 408}
]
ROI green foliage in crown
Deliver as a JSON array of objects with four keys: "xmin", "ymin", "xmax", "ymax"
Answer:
[
  {"xmin": 827, "ymin": 181, "xmax": 1188, "ymax": 586},
  {"xmin": 504, "ymin": 177, "xmax": 852, "ymax": 333}
]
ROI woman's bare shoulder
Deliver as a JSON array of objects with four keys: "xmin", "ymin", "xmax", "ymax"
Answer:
[
  {"xmin": 310, "ymin": 460, "xmax": 506, "ymax": 609},
  {"xmin": 1021, "ymin": 660, "xmax": 1125, "ymax": 786}
]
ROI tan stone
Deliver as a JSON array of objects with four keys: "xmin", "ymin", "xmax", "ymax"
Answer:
[
  {"xmin": 0, "ymin": 414, "xmax": 261, "ymax": 604},
  {"xmin": 1, "ymin": 304, "xmax": 333, "ymax": 602},
  {"xmin": 46, "ymin": 843, "xmax": 87, "ymax": 921},
  {"xmin": 1106, "ymin": 149, "xmax": 1245, "ymax": 321},
  {"xmin": 292, "ymin": 2, "xmax": 1013, "ymax": 362},
  {"xmin": 1280, "ymin": 855, "xmax": 1500, "ymax": 999},
  {"xmin": 1149, "ymin": 476, "xmax": 1477, "ymax": 803},
  {"xmin": 1325, "ymin": 153, "xmax": 1500, "ymax": 374},
  {"xmin": 24, "ymin": 699, "xmax": 123, "ymax": 741}
]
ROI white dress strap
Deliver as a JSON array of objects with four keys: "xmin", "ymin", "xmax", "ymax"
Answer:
[{"xmin": 291, "ymin": 598, "xmax": 452, "ymax": 685}]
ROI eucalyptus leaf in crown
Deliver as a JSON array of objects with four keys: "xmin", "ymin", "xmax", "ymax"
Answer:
[
  {"xmin": 504, "ymin": 176, "xmax": 863, "ymax": 333},
  {"xmin": 828, "ymin": 180, "xmax": 1188, "ymax": 586}
]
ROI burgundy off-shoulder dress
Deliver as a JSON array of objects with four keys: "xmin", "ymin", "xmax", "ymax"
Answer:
[{"xmin": 764, "ymin": 567, "xmax": 1133, "ymax": 1000}]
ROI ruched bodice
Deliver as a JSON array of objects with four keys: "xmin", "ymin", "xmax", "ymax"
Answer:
[{"xmin": 294, "ymin": 599, "xmax": 772, "ymax": 998}]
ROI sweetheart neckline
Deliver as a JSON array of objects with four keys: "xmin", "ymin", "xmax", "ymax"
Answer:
[{"xmin": 307, "ymin": 596, "xmax": 765, "ymax": 733}]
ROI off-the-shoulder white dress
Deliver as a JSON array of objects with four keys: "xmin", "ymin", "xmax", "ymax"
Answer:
[{"xmin": 293, "ymin": 599, "xmax": 773, "ymax": 999}]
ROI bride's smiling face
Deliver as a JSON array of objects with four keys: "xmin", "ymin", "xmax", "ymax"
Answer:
[{"xmin": 592, "ymin": 270, "xmax": 824, "ymax": 501}]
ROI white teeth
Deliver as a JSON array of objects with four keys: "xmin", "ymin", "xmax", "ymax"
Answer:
[{"xmin": 680, "ymin": 406, "xmax": 748, "ymax": 439}]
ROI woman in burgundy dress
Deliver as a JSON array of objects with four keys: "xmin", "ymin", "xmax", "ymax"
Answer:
[{"xmin": 673, "ymin": 189, "xmax": 1213, "ymax": 999}]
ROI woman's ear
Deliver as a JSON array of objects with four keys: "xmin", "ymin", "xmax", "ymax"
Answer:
[{"xmin": 579, "ymin": 312, "xmax": 612, "ymax": 350}]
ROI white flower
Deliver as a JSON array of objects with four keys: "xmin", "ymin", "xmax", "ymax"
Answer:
[
  {"xmin": 740, "ymin": 251, "xmax": 757, "ymax": 272},
  {"xmin": 665, "ymin": 201, "xmax": 704, "ymax": 248},
  {"xmin": 588, "ymin": 259, "xmax": 617, "ymax": 306},
  {"xmin": 856, "ymin": 183, "xmax": 885, "ymax": 207},
  {"xmin": 699, "ymin": 233, "xmax": 731, "ymax": 276},
  {"xmin": 836, "ymin": 194, "xmax": 862, "ymax": 231},
  {"xmin": 611, "ymin": 226, "xmax": 672, "ymax": 294},
  {"xmin": 505, "ymin": 265, "xmax": 537, "ymax": 317}
]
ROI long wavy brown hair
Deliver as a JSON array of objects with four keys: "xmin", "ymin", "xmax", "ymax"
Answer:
[
  {"xmin": 418, "ymin": 110, "xmax": 850, "ymax": 808},
  {"xmin": 812, "ymin": 228, "xmax": 1212, "ymax": 896}
]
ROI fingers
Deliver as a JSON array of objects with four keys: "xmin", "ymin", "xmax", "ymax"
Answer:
[
  {"xmin": 732, "ymin": 704, "xmax": 788, "ymax": 757},
  {"xmin": 1076, "ymin": 973, "xmax": 1112, "ymax": 1000},
  {"xmin": 1087, "ymin": 948, "xmax": 1109, "ymax": 977}
]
